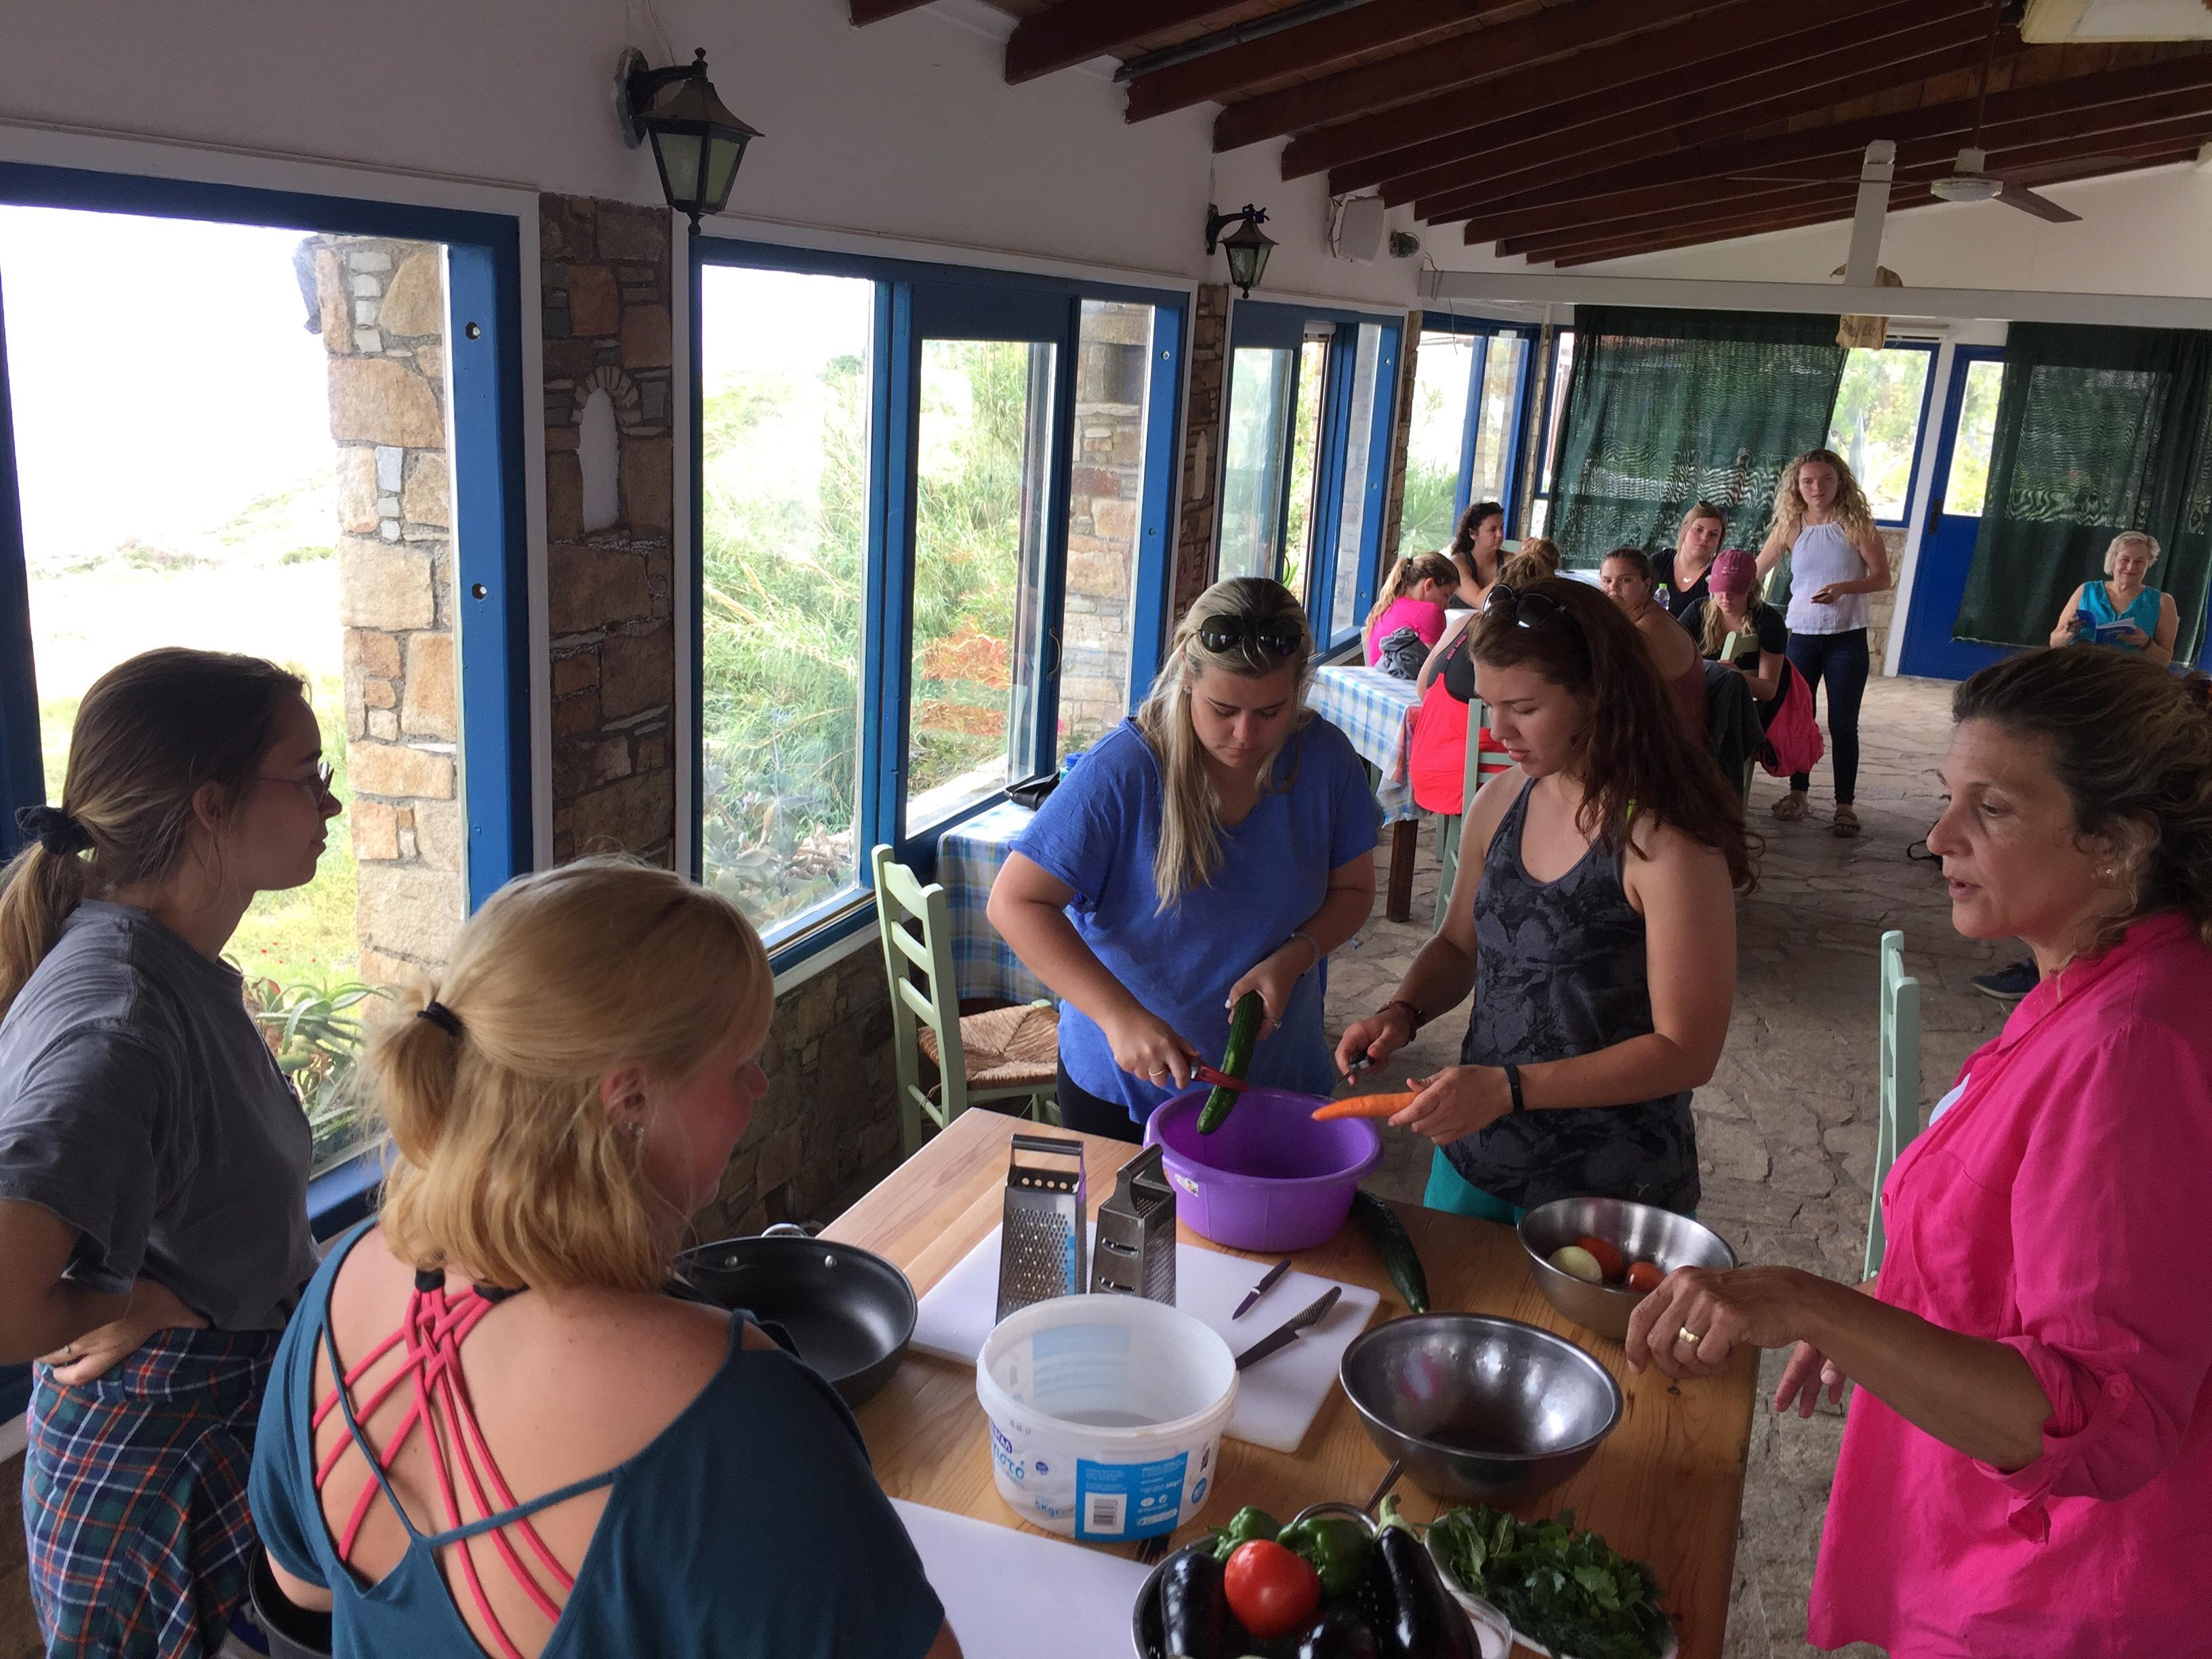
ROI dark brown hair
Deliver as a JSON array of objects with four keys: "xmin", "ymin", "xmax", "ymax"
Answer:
[
  {"xmin": 1954, "ymin": 647, "xmax": 2212, "ymax": 949},
  {"xmin": 1601, "ymin": 546, "xmax": 1656, "ymax": 585},
  {"xmin": 1448, "ymin": 501, "xmax": 1507, "ymax": 582},
  {"xmin": 0, "ymin": 648, "xmax": 304, "ymax": 1018},
  {"xmin": 1473, "ymin": 578, "xmax": 1755, "ymax": 890}
]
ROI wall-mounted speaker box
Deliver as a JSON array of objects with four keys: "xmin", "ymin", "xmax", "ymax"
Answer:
[{"xmin": 1337, "ymin": 194, "xmax": 1386, "ymax": 264}]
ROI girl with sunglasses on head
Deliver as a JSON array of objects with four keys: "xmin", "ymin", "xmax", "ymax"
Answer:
[
  {"xmin": 0, "ymin": 648, "xmax": 340, "ymax": 1657},
  {"xmin": 1337, "ymin": 579, "xmax": 1754, "ymax": 1221},
  {"xmin": 990, "ymin": 578, "xmax": 1379, "ymax": 1141}
]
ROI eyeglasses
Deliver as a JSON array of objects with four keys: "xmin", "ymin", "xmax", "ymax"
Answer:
[
  {"xmin": 260, "ymin": 760, "xmax": 337, "ymax": 804},
  {"xmin": 1481, "ymin": 583, "xmax": 1576, "ymax": 633},
  {"xmin": 1195, "ymin": 617, "xmax": 1304, "ymax": 659}
]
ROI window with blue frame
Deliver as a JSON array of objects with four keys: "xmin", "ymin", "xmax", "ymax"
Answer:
[
  {"xmin": 1400, "ymin": 318, "xmax": 1539, "ymax": 554},
  {"xmin": 1528, "ymin": 326, "xmax": 1578, "ymax": 541},
  {"xmin": 692, "ymin": 242, "xmax": 1185, "ymax": 958},
  {"xmin": 0, "ymin": 164, "xmax": 535, "ymax": 1414},
  {"xmin": 1215, "ymin": 302, "xmax": 1402, "ymax": 653},
  {"xmin": 1825, "ymin": 342, "xmax": 1938, "ymax": 527}
]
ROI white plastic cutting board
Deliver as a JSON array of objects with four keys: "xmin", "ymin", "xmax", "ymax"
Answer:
[
  {"xmin": 912, "ymin": 1225, "xmax": 1378, "ymax": 1454},
  {"xmin": 894, "ymin": 1499, "xmax": 1151, "ymax": 1659}
]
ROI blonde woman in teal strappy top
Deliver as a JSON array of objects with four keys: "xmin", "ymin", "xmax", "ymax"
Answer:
[{"xmin": 2049, "ymin": 531, "xmax": 2179, "ymax": 667}]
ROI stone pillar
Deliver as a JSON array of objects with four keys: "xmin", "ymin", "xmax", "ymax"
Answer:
[
  {"xmin": 1868, "ymin": 527, "xmax": 1906, "ymax": 673},
  {"xmin": 1062, "ymin": 302, "xmax": 1151, "ymax": 743},
  {"xmin": 1171, "ymin": 284, "xmax": 1231, "ymax": 630},
  {"xmin": 303, "ymin": 234, "xmax": 464, "ymax": 985},
  {"xmin": 1380, "ymin": 312, "xmax": 1421, "ymax": 570},
  {"xmin": 540, "ymin": 194, "xmax": 678, "ymax": 865}
]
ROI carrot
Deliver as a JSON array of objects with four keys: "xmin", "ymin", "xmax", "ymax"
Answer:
[{"xmin": 1311, "ymin": 1089, "xmax": 1422, "ymax": 1121}]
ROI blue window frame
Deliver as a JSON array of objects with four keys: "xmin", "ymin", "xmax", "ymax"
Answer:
[
  {"xmin": 1406, "ymin": 315, "xmax": 1540, "ymax": 548},
  {"xmin": 1825, "ymin": 340, "xmax": 1939, "ymax": 529},
  {"xmin": 0, "ymin": 163, "xmax": 536, "ymax": 1412},
  {"xmin": 1217, "ymin": 301, "xmax": 1404, "ymax": 655},
  {"xmin": 690, "ymin": 239, "xmax": 1187, "ymax": 969}
]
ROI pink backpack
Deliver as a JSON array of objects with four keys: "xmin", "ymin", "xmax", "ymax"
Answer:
[{"xmin": 1760, "ymin": 658, "xmax": 1825, "ymax": 777}]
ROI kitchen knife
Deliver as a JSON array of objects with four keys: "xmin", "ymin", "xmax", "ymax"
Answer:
[
  {"xmin": 1233, "ymin": 1285, "xmax": 1341, "ymax": 1371},
  {"xmin": 1231, "ymin": 1256, "xmax": 1293, "ymax": 1320}
]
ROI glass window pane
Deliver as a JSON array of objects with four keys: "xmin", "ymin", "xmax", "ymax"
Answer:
[
  {"xmin": 1826, "ymin": 347, "xmax": 1933, "ymax": 521},
  {"xmin": 904, "ymin": 337, "xmax": 1058, "ymax": 830},
  {"xmin": 2, "ymin": 207, "xmax": 465, "ymax": 1173},
  {"xmin": 698, "ymin": 264, "xmax": 872, "ymax": 939},
  {"xmin": 1942, "ymin": 359, "xmax": 2005, "ymax": 518},
  {"xmin": 1282, "ymin": 337, "xmax": 1330, "ymax": 602},
  {"xmin": 1328, "ymin": 324, "xmax": 1383, "ymax": 640},
  {"xmin": 1220, "ymin": 346, "xmax": 1294, "ymax": 580},
  {"xmin": 1469, "ymin": 333, "xmax": 1528, "ymax": 506},
  {"xmin": 1538, "ymin": 328, "xmax": 1576, "ymax": 495},
  {"xmin": 1062, "ymin": 300, "xmax": 1158, "ymax": 749},
  {"xmin": 1401, "ymin": 329, "xmax": 1475, "ymax": 554}
]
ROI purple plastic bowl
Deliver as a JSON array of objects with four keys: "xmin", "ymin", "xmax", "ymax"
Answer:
[{"xmin": 1143, "ymin": 1086, "xmax": 1384, "ymax": 1253}]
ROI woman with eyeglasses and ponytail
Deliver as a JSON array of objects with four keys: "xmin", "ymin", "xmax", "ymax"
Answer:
[
  {"xmin": 0, "ymin": 647, "xmax": 340, "ymax": 1656},
  {"xmin": 991, "ymin": 577, "xmax": 1380, "ymax": 1141},
  {"xmin": 1337, "ymin": 579, "xmax": 1754, "ymax": 1221}
]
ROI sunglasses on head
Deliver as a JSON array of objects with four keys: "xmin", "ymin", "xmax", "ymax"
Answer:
[
  {"xmin": 1481, "ymin": 582, "xmax": 1576, "ymax": 632},
  {"xmin": 1196, "ymin": 617, "xmax": 1303, "ymax": 658}
]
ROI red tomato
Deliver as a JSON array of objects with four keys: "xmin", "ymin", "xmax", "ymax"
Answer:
[
  {"xmin": 1574, "ymin": 1235, "xmax": 1627, "ymax": 1282},
  {"xmin": 1223, "ymin": 1540, "xmax": 1322, "ymax": 1639},
  {"xmin": 1624, "ymin": 1260, "xmax": 1664, "ymax": 1294}
]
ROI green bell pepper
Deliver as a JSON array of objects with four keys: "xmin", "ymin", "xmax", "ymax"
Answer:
[
  {"xmin": 1208, "ymin": 1505, "xmax": 1282, "ymax": 1561},
  {"xmin": 1276, "ymin": 1515, "xmax": 1376, "ymax": 1599}
]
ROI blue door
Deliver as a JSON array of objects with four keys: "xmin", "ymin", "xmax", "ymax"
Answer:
[{"xmin": 1900, "ymin": 348, "xmax": 2018, "ymax": 680}]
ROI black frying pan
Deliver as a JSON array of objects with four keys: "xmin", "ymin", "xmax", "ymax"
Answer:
[{"xmin": 672, "ymin": 1226, "xmax": 917, "ymax": 1407}]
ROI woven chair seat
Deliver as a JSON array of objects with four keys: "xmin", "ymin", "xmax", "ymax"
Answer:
[{"xmin": 918, "ymin": 1001, "xmax": 1059, "ymax": 1091}]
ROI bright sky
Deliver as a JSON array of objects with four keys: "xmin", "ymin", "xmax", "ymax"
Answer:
[{"xmin": 0, "ymin": 205, "xmax": 333, "ymax": 566}]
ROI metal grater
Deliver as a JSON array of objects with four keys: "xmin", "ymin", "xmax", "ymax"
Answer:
[
  {"xmin": 996, "ymin": 1134, "xmax": 1088, "ymax": 1322},
  {"xmin": 1090, "ymin": 1144, "xmax": 1176, "ymax": 1305}
]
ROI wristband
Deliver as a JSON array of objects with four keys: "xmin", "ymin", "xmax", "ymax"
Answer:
[
  {"xmin": 1383, "ymin": 998, "xmax": 1425, "ymax": 1037},
  {"xmin": 1287, "ymin": 930, "xmax": 1321, "ymax": 973},
  {"xmin": 1502, "ymin": 1061, "xmax": 1525, "ymax": 1114}
]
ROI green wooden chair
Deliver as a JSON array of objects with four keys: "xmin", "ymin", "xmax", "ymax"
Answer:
[
  {"xmin": 1863, "ymin": 929, "xmax": 1923, "ymax": 1277},
  {"xmin": 871, "ymin": 844, "xmax": 1058, "ymax": 1158},
  {"xmin": 1432, "ymin": 696, "xmax": 1515, "ymax": 930}
]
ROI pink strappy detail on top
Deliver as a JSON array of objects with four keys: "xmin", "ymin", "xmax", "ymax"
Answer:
[{"xmin": 311, "ymin": 1272, "xmax": 602, "ymax": 1659}]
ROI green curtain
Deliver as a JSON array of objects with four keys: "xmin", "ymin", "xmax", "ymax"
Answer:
[
  {"xmin": 1553, "ymin": 307, "xmax": 1847, "ymax": 565},
  {"xmin": 1954, "ymin": 322, "xmax": 2212, "ymax": 661}
]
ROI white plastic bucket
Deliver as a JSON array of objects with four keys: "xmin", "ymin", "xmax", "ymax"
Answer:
[{"xmin": 975, "ymin": 1294, "xmax": 1237, "ymax": 1542}]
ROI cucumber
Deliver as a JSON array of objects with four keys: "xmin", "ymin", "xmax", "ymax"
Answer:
[
  {"xmin": 1351, "ymin": 1191, "xmax": 1429, "ymax": 1313},
  {"xmin": 1197, "ymin": 991, "xmax": 1265, "ymax": 1134}
]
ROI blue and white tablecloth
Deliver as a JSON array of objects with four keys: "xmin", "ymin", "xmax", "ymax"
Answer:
[
  {"xmin": 936, "ymin": 799, "xmax": 1052, "ymax": 1007},
  {"xmin": 1305, "ymin": 663, "xmax": 1423, "ymax": 825}
]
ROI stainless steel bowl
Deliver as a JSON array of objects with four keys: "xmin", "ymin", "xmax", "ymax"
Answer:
[
  {"xmin": 1338, "ymin": 1313, "xmax": 1622, "ymax": 1507},
  {"xmin": 1517, "ymin": 1197, "xmax": 1738, "ymax": 1341}
]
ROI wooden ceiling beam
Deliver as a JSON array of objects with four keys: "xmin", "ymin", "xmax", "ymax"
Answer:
[
  {"xmin": 1524, "ymin": 143, "xmax": 2203, "ymax": 266},
  {"xmin": 1371, "ymin": 12, "xmax": 2015, "ymax": 207},
  {"xmin": 1429, "ymin": 51, "xmax": 2212, "ymax": 221},
  {"xmin": 1003, "ymin": 0, "xmax": 1255, "ymax": 85},
  {"xmin": 1279, "ymin": 0, "xmax": 1939, "ymax": 179},
  {"xmin": 1209, "ymin": 0, "xmax": 1742, "ymax": 148},
  {"xmin": 1494, "ymin": 184, "xmax": 1870, "ymax": 258},
  {"xmin": 1124, "ymin": 0, "xmax": 1523, "ymax": 121},
  {"xmin": 1449, "ymin": 111, "xmax": 2212, "ymax": 243},
  {"xmin": 848, "ymin": 0, "xmax": 934, "ymax": 20}
]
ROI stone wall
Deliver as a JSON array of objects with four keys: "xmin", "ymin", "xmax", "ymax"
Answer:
[
  {"xmin": 1171, "ymin": 284, "xmax": 1231, "ymax": 629},
  {"xmin": 541, "ymin": 194, "xmax": 679, "ymax": 865},
  {"xmin": 1062, "ymin": 302, "xmax": 1150, "ymax": 745},
  {"xmin": 304, "ymin": 235, "xmax": 464, "ymax": 982},
  {"xmin": 1868, "ymin": 527, "xmax": 1906, "ymax": 673}
]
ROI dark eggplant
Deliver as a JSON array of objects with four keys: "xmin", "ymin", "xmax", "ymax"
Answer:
[
  {"xmin": 1160, "ymin": 1544, "xmax": 1232, "ymax": 1659},
  {"xmin": 1292, "ymin": 1605, "xmax": 1381, "ymax": 1659},
  {"xmin": 1372, "ymin": 1524, "xmax": 1477, "ymax": 1659}
]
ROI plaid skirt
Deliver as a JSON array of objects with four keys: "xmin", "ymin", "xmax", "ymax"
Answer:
[{"xmin": 22, "ymin": 1327, "xmax": 281, "ymax": 1659}]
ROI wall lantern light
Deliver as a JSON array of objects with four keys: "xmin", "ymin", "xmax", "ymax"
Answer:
[
  {"xmin": 616, "ymin": 47, "xmax": 763, "ymax": 231},
  {"xmin": 1205, "ymin": 203, "xmax": 1275, "ymax": 297}
]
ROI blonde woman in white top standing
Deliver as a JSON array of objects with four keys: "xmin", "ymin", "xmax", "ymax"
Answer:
[{"xmin": 1756, "ymin": 449, "xmax": 1891, "ymax": 837}]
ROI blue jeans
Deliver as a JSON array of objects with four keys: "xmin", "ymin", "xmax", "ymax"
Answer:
[{"xmin": 1785, "ymin": 627, "xmax": 1869, "ymax": 805}]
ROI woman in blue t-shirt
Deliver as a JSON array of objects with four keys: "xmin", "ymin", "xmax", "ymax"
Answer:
[
  {"xmin": 2048, "ymin": 530, "xmax": 2179, "ymax": 666},
  {"xmin": 989, "ymin": 578, "xmax": 1380, "ymax": 1140}
]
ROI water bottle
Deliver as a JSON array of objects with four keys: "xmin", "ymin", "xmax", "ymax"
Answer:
[{"xmin": 1655, "ymin": 583, "xmax": 1673, "ymax": 610}]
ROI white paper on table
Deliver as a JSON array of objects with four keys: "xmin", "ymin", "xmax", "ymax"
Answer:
[{"xmin": 893, "ymin": 1498, "xmax": 1151, "ymax": 1659}]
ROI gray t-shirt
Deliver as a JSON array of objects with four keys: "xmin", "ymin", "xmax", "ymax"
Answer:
[{"xmin": 0, "ymin": 901, "xmax": 317, "ymax": 1330}]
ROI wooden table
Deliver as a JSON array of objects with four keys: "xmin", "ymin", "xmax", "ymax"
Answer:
[{"xmin": 828, "ymin": 1113, "xmax": 1757, "ymax": 1659}]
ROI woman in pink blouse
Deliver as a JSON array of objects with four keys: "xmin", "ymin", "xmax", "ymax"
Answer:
[{"xmin": 1624, "ymin": 645, "xmax": 2212, "ymax": 1658}]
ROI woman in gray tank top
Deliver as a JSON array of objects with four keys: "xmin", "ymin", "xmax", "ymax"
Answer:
[
  {"xmin": 1755, "ymin": 449, "xmax": 1891, "ymax": 838},
  {"xmin": 1336, "ymin": 579, "xmax": 1756, "ymax": 1221}
]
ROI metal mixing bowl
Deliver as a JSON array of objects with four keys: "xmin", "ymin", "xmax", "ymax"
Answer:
[
  {"xmin": 1338, "ymin": 1314, "xmax": 1622, "ymax": 1507},
  {"xmin": 1517, "ymin": 1197, "xmax": 1738, "ymax": 1341}
]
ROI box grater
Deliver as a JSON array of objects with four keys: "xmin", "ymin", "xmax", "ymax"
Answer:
[
  {"xmin": 996, "ymin": 1134, "xmax": 1088, "ymax": 1322},
  {"xmin": 1089, "ymin": 1144, "xmax": 1176, "ymax": 1305}
]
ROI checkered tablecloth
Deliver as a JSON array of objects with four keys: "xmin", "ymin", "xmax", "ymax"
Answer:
[
  {"xmin": 1305, "ymin": 663, "xmax": 1423, "ymax": 825},
  {"xmin": 935, "ymin": 799, "xmax": 1053, "ymax": 1007}
]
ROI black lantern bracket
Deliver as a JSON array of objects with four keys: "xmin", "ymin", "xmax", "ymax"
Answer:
[
  {"xmin": 616, "ymin": 47, "xmax": 702, "ymax": 148},
  {"xmin": 1204, "ymin": 202, "xmax": 1276, "ymax": 298},
  {"xmin": 1204, "ymin": 203, "xmax": 1269, "ymax": 257}
]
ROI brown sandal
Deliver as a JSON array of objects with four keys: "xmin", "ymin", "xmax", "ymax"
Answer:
[
  {"xmin": 1771, "ymin": 792, "xmax": 1811, "ymax": 823},
  {"xmin": 1832, "ymin": 804, "xmax": 1862, "ymax": 838}
]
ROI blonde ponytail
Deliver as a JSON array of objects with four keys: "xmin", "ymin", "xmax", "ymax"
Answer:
[{"xmin": 1134, "ymin": 578, "xmax": 1315, "ymax": 909}]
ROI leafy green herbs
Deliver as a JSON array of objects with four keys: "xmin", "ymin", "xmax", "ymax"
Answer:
[{"xmin": 1426, "ymin": 1507, "xmax": 1669, "ymax": 1659}]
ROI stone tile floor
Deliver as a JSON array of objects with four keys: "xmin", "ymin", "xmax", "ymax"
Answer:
[{"xmin": 1323, "ymin": 675, "xmax": 2009, "ymax": 1659}]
